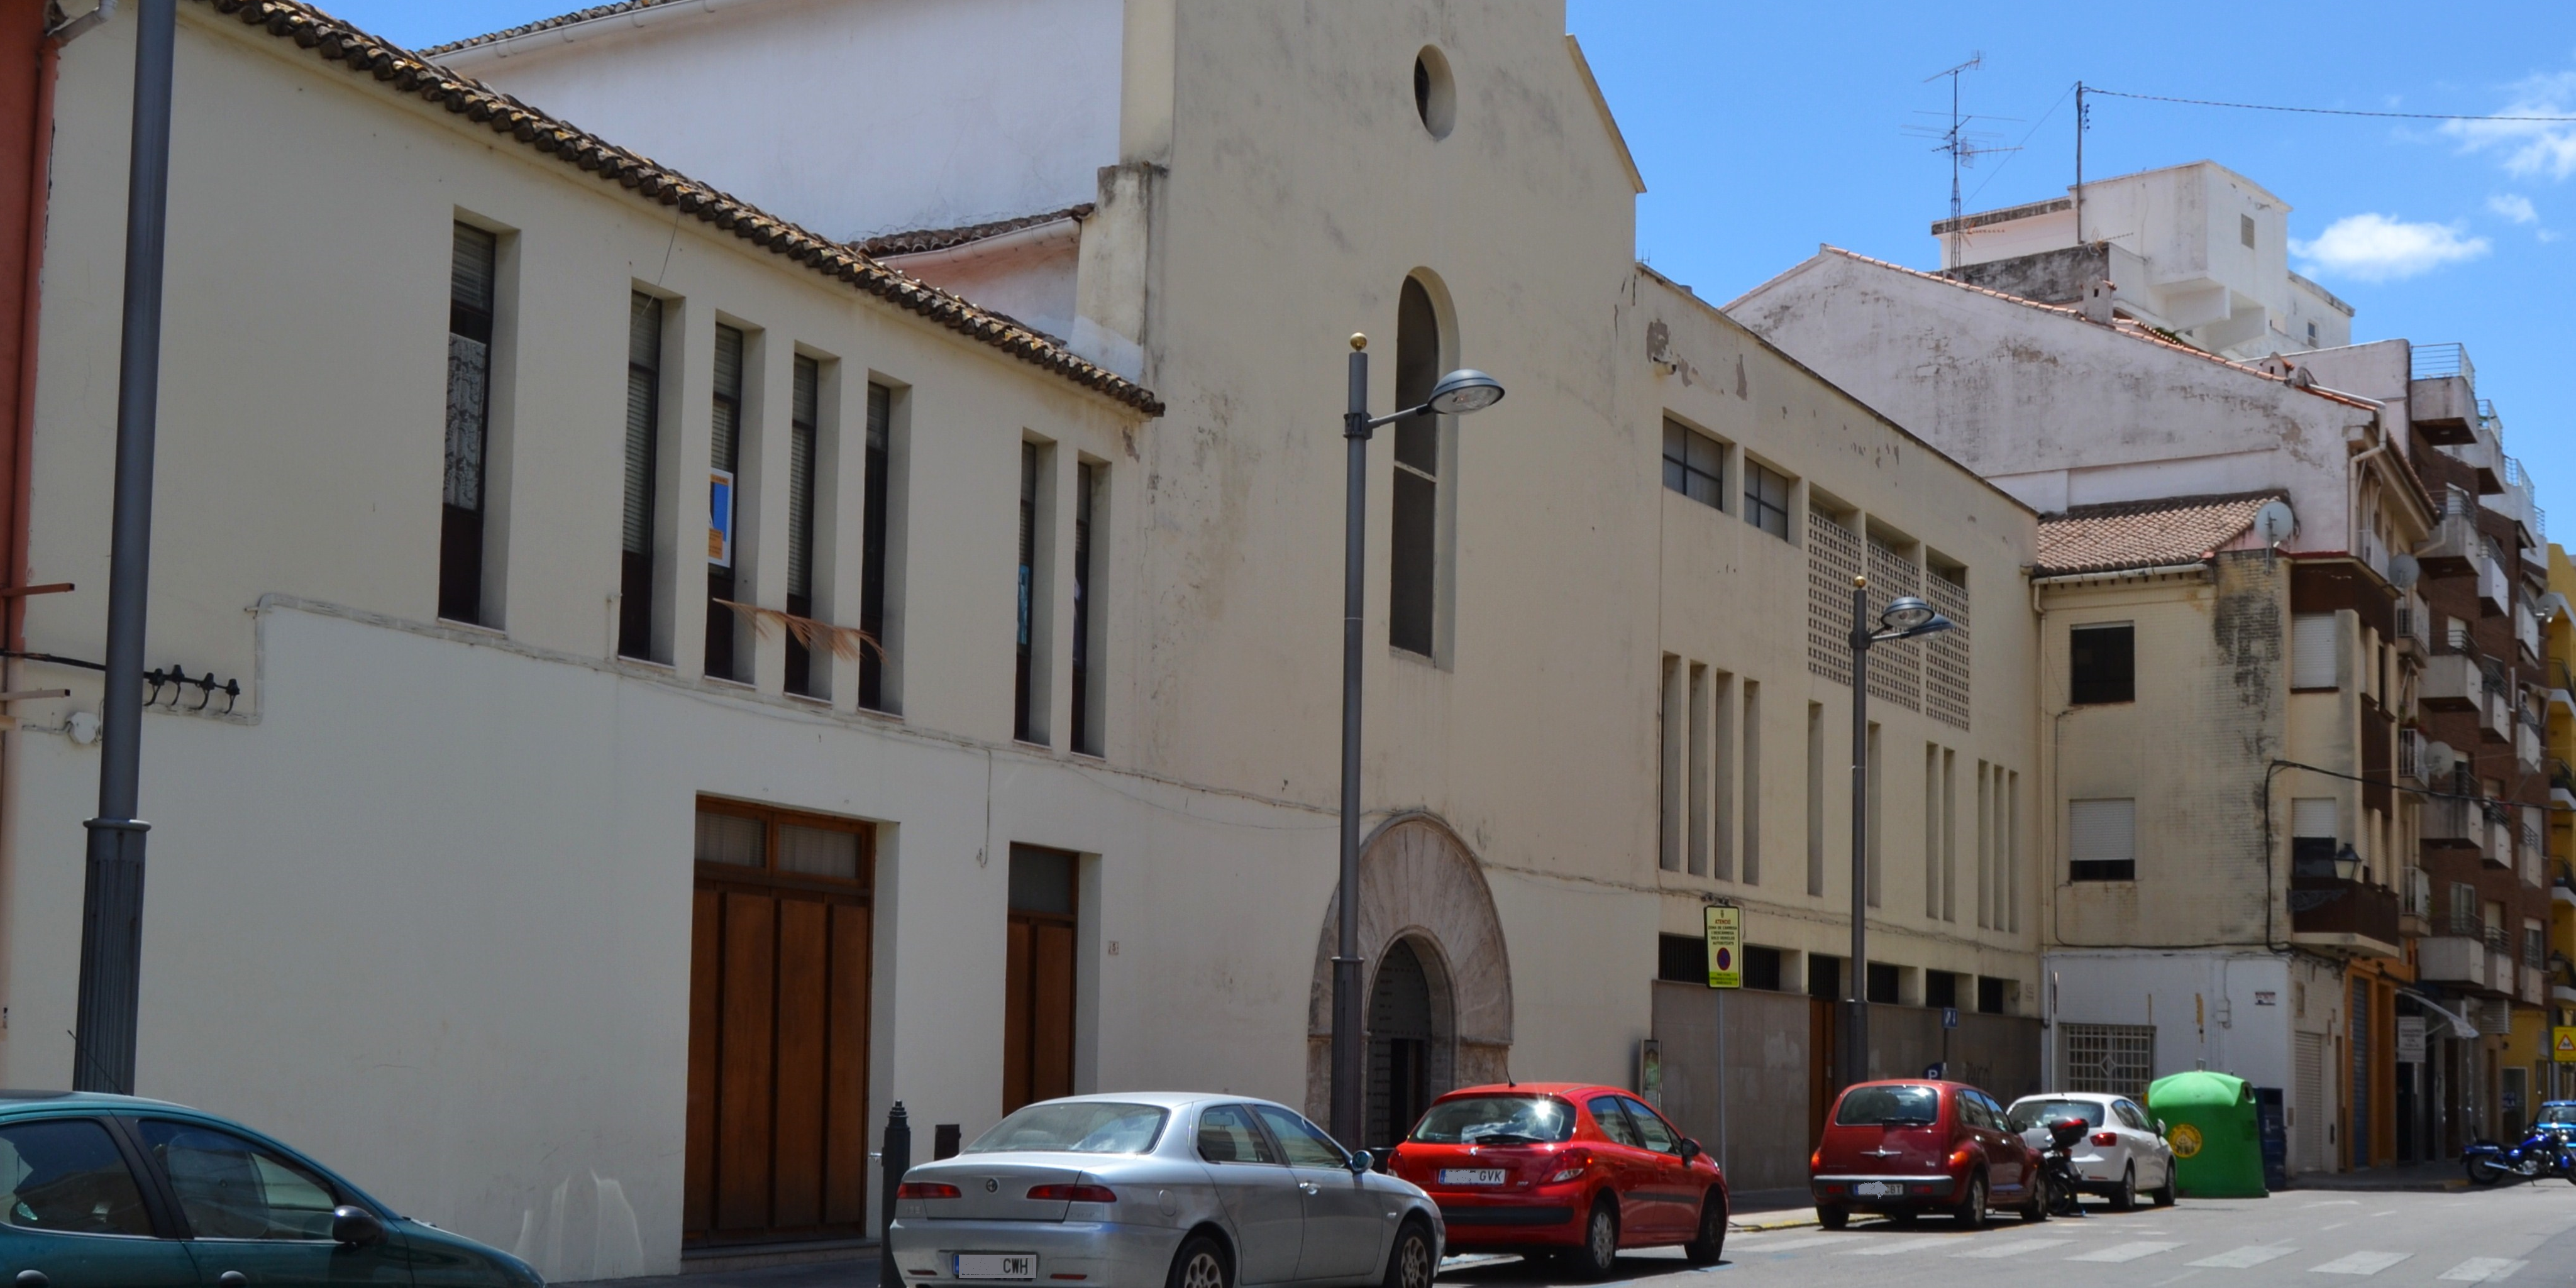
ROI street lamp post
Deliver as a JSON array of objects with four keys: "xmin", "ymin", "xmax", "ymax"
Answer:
[
  {"xmin": 1844, "ymin": 573, "xmax": 1955, "ymax": 1092},
  {"xmin": 1332, "ymin": 335, "xmax": 1503, "ymax": 1149}
]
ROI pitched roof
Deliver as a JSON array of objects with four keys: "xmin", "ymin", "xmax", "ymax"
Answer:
[
  {"xmin": 2035, "ymin": 491, "xmax": 2285, "ymax": 577},
  {"xmin": 860, "ymin": 206, "xmax": 1093, "ymax": 259},
  {"xmin": 417, "ymin": 0, "xmax": 680, "ymax": 58},
  {"xmin": 202, "ymin": 0, "xmax": 1160, "ymax": 416}
]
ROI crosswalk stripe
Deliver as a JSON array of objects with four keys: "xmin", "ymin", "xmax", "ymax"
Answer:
[
  {"xmin": 1953, "ymin": 1238, "xmax": 2074, "ymax": 1259},
  {"xmin": 2066, "ymin": 1241, "xmax": 2183, "ymax": 1263},
  {"xmin": 2439, "ymin": 1258, "xmax": 2528, "ymax": 1283},
  {"xmin": 2309, "ymin": 1252, "xmax": 2413, "ymax": 1276},
  {"xmin": 1838, "ymin": 1235, "xmax": 1959, "ymax": 1256},
  {"xmin": 1741, "ymin": 1233, "xmax": 1862, "ymax": 1253},
  {"xmin": 2189, "ymin": 1245, "xmax": 2299, "ymax": 1269}
]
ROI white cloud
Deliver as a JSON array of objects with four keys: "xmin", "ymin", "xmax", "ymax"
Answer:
[
  {"xmin": 2443, "ymin": 70, "xmax": 2576, "ymax": 181},
  {"xmin": 2489, "ymin": 193, "xmax": 2540, "ymax": 224},
  {"xmin": 2290, "ymin": 214, "xmax": 2491, "ymax": 283}
]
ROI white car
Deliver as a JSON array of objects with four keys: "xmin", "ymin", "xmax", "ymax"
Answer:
[{"xmin": 2005, "ymin": 1093, "xmax": 2175, "ymax": 1209}]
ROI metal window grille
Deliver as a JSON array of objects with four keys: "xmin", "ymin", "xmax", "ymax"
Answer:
[
  {"xmin": 2062, "ymin": 1023, "xmax": 2155, "ymax": 1101},
  {"xmin": 1806, "ymin": 510, "xmax": 1860, "ymax": 685}
]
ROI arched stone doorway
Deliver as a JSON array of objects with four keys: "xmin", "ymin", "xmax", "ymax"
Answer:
[{"xmin": 1307, "ymin": 814, "xmax": 1512, "ymax": 1147}]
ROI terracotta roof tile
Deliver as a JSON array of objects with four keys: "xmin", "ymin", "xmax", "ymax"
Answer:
[
  {"xmin": 861, "ymin": 206, "xmax": 1094, "ymax": 258},
  {"xmin": 418, "ymin": 1, "xmax": 677, "ymax": 58},
  {"xmin": 2035, "ymin": 490, "xmax": 2286, "ymax": 576},
  {"xmin": 203, "ymin": 0, "xmax": 1161, "ymax": 416}
]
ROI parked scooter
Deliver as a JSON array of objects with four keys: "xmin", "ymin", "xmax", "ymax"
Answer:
[
  {"xmin": 2020, "ymin": 1116, "xmax": 2091, "ymax": 1216},
  {"xmin": 2463, "ymin": 1127, "xmax": 2576, "ymax": 1186}
]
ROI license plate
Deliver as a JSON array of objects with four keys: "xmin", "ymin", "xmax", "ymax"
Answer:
[
  {"xmin": 1440, "ymin": 1169, "xmax": 1508, "ymax": 1186},
  {"xmin": 1854, "ymin": 1181, "xmax": 1900, "ymax": 1197},
  {"xmin": 954, "ymin": 1254, "xmax": 1037, "ymax": 1280}
]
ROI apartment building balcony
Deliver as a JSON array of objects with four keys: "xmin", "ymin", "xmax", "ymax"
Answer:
[
  {"xmin": 2288, "ymin": 874, "xmax": 2404, "ymax": 958},
  {"xmin": 2409, "ymin": 344, "xmax": 2479, "ymax": 445},
  {"xmin": 2403, "ymin": 867, "xmax": 2433, "ymax": 937},
  {"xmin": 2443, "ymin": 416, "xmax": 2507, "ymax": 496},
  {"xmin": 2479, "ymin": 550, "xmax": 2510, "ymax": 617},
  {"xmin": 2489, "ymin": 810, "xmax": 2516, "ymax": 870},
  {"xmin": 2520, "ymin": 718, "xmax": 2543, "ymax": 774},
  {"xmin": 2553, "ymin": 762, "xmax": 2576, "ymax": 814},
  {"xmin": 2394, "ymin": 593, "xmax": 2431, "ymax": 658},
  {"xmin": 2399, "ymin": 727, "xmax": 2428, "ymax": 788},
  {"xmin": 2420, "ymin": 935, "xmax": 2499, "ymax": 994},
  {"xmin": 2482, "ymin": 688, "xmax": 2512, "ymax": 743},
  {"xmin": 2518, "ymin": 602, "xmax": 2543, "ymax": 661},
  {"xmin": 2421, "ymin": 796, "xmax": 2490, "ymax": 857},
  {"xmin": 2489, "ymin": 459, "xmax": 2545, "ymax": 546},
  {"xmin": 2416, "ymin": 505, "xmax": 2482, "ymax": 575},
  {"xmin": 2524, "ymin": 965, "xmax": 2548, "ymax": 1007},
  {"xmin": 2558, "ymin": 862, "xmax": 2576, "ymax": 909},
  {"xmin": 2421, "ymin": 652, "xmax": 2484, "ymax": 710}
]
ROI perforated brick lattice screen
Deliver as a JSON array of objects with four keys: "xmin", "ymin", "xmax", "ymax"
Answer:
[{"xmin": 1808, "ymin": 512, "xmax": 1860, "ymax": 686}]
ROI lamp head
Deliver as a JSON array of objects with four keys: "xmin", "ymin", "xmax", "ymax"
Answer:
[
  {"xmin": 1425, "ymin": 369, "xmax": 1506, "ymax": 416},
  {"xmin": 2333, "ymin": 844, "xmax": 2363, "ymax": 883},
  {"xmin": 1879, "ymin": 596, "xmax": 1940, "ymax": 634}
]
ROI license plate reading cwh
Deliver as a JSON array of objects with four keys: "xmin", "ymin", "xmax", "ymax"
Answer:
[
  {"xmin": 1854, "ymin": 1182, "xmax": 1899, "ymax": 1197},
  {"xmin": 954, "ymin": 1254, "xmax": 1037, "ymax": 1280},
  {"xmin": 1440, "ymin": 1169, "xmax": 1508, "ymax": 1186}
]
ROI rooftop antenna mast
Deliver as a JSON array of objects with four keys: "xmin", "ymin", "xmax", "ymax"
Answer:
[{"xmin": 1908, "ymin": 55, "xmax": 2017, "ymax": 266}]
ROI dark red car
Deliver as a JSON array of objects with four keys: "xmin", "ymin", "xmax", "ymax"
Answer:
[
  {"xmin": 1385, "ymin": 1082, "xmax": 1726, "ymax": 1278},
  {"xmin": 1810, "ymin": 1079, "xmax": 2043, "ymax": 1229}
]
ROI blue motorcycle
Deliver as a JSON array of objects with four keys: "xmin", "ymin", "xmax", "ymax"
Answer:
[{"xmin": 2463, "ymin": 1126, "xmax": 2576, "ymax": 1185}]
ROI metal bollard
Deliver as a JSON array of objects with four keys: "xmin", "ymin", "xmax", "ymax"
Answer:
[{"xmin": 880, "ymin": 1102, "xmax": 911, "ymax": 1288}]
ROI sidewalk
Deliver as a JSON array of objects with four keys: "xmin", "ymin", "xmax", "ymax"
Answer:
[
  {"xmin": 2287, "ymin": 1160, "xmax": 2470, "ymax": 1193},
  {"xmin": 1728, "ymin": 1186, "xmax": 1820, "ymax": 1231}
]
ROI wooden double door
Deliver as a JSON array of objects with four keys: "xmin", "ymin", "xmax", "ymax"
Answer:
[
  {"xmin": 686, "ymin": 802, "xmax": 873, "ymax": 1243},
  {"xmin": 1002, "ymin": 845, "xmax": 1080, "ymax": 1115}
]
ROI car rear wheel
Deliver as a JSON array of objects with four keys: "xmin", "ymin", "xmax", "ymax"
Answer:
[
  {"xmin": 1816, "ymin": 1205, "xmax": 1849, "ymax": 1231},
  {"xmin": 1682, "ymin": 1194, "xmax": 1727, "ymax": 1266},
  {"xmin": 1168, "ymin": 1234, "xmax": 1230, "ymax": 1288},
  {"xmin": 1382, "ymin": 1219, "xmax": 1434, "ymax": 1288},
  {"xmin": 1567, "ymin": 1198, "xmax": 1620, "ymax": 1279},
  {"xmin": 2109, "ymin": 1163, "xmax": 2137, "ymax": 1211},
  {"xmin": 1952, "ymin": 1172, "xmax": 1986, "ymax": 1230}
]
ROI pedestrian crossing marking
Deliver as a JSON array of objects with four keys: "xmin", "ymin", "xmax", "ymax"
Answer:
[
  {"xmin": 2189, "ymin": 1245, "xmax": 2299, "ymax": 1269},
  {"xmin": 2439, "ymin": 1258, "xmax": 2528, "ymax": 1283},
  {"xmin": 1952, "ymin": 1238, "xmax": 2074, "ymax": 1259},
  {"xmin": 1838, "ymin": 1235, "xmax": 1960, "ymax": 1256},
  {"xmin": 2067, "ymin": 1241, "xmax": 2184, "ymax": 1263},
  {"xmin": 1741, "ymin": 1233, "xmax": 1862, "ymax": 1253},
  {"xmin": 2309, "ymin": 1252, "xmax": 2413, "ymax": 1276}
]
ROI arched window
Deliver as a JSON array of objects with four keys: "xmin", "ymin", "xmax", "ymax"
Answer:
[
  {"xmin": 1390, "ymin": 277, "xmax": 1442, "ymax": 658},
  {"xmin": 1412, "ymin": 47, "xmax": 1456, "ymax": 140}
]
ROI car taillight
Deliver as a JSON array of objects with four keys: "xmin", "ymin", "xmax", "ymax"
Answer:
[
  {"xmin": 1028, "ymin": 1184, "xmax": 1118, "ymax": 1203},
  {"xmin": 1810, "ymin": 1150, "xmax": 1823, "ymax": 1171},
  {"xmin": 1546, "ymin": 1152, "xmax": 1592, "ymax": 1183},
  {"xmin": 2092, "ymin": 1131, "xmax": 2119, "ymax": 1147},
  {"xmin": 897, "ymin": 1183, "xmax": 960, "ymax": 1199}
]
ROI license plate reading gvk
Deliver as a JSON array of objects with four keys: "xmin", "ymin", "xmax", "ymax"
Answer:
[
  {"xmin": 954, "ymin": 1254, "xmax": 1037, "ymax": 1280},
  {"xmin": 1440, "ymin": 1169, "xmax": 1508, "ymax": 1186},
  {"xmin": 1854, "ymin": 1182, "xmax": 1900, "ymax": 1197}
]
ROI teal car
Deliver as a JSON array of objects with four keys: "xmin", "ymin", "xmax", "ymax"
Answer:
[{"xmin": 0, "ymin": 1089, "xmax": 542, "ymax": 1286}]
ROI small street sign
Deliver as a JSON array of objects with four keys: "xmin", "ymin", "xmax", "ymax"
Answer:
[
  {"xmin": 2553, "ymin": 1027, "xmax": 2576, "ymax": 1064},
  {"xmin": 2396, "ymin": 1016, "xmax": 2426, "ymax": 1063},
  {"xmin": 1703, "ymin": 905, "xmax": 1741, "ymax": 989},
  {"xmin": 1942, "ymin": 1006, "xmax": 1959, "ymax": 1030}
]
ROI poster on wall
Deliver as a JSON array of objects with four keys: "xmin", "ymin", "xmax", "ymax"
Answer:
[
  {"xmin": 1703, "ymin": 904, "xmax": 1741, "ymax": 989},
  {"xmin": 1638, "ymin": 1038, "xmax": 1662, "ymax": 1108},
  {"xmin": 707, "ymin": 468, "xmax": 736, "ymax": 567},
  {"xmin": 2396, "ymin": 1016, "xmax": 2425, "ymax": 1063}
]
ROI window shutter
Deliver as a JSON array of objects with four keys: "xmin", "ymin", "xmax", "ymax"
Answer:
[
  {"xmin": 2069, "ymin": 799, "xmax": 2135, "ymax": 863},
  {"xmin": 623, "ymin": 294, "xmax": 663, "ymax": 557},
  {"xmin": 787, "ymin": 356, "xmax": 818, "ymax": 602},
  {"xmin": 2291, "ymin": 613, "xmax": 2338, "ymax": 689},
  {"xmin": 2291, "ymin": 797, "xmax": 2337, "ymax": 841}
]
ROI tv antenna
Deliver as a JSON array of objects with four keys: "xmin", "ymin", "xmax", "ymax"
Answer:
[{"xmin": 1906, "ymin": 55, "xmax": 2018, "ymax": 260}]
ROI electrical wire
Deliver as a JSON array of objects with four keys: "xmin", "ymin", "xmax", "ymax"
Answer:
[
  {"xmin": 1964, "ymin": 81, "xmax": 2076, "ymax": 208},
  {"xmin": 2087, "ymin": 87, "xmax": 2576, "ymax": 124}
]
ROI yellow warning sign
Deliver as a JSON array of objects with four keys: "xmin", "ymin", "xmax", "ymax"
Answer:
[
  {"xmin": 2169, "ymin": 1123, "xmax": 2204, "ymax": 1159},
  {"xmin": 2553, "ymin": 1027, "xmax": 2576, "ymax": 1063}
]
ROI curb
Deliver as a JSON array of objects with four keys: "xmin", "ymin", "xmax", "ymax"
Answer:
[{"xmin": 1727, "ymin": 1212, "xmax": 1818, "ymax": 1232}]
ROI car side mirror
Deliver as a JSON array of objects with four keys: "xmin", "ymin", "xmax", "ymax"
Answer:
[
  {"xmin": 1679, "ymin": 1138, "xmax": 1701, "ymax": 1162},
  {"xmin": 331, "ymin": 1205, "xmax": 386, "ymax": 1248},
  {"xmin": 1347, "ymin": 1150, "xmax": 1373, "ymax": 1174},
  {"xmin": 2156, "ymin": 1120, "xmax": 2167, "ymax": 1135}
]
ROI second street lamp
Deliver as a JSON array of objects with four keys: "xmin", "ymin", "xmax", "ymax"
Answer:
[
  {"xmin": 1844, "ymin": 576, "xmax": 1954, "ymax": 1092},
  {"xmin": 1332, "ymin": 335, "xmax": 1503, "ymax": 1150}
]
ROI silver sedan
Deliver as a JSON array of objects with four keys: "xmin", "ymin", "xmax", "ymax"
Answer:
[{"xmin": 890, "ymin": 1093, "xmax": 1442, "ymax": 1288}]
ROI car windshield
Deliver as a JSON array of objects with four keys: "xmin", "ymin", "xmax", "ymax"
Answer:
[
  {"xmin": 1408, "ymin": 1096, "xmax": 1576, "ymax": 1145},
  {"xmin": 965, "ymin": 1102, "xmax": 1169, "ymax": 1155},
  {"xmin": 1835, "ymin": 1084, "xmax": 1941, "ymax": 1126},
  {"xmin": 2537, "ymin": 1104, "xmax": 2576, "ymax": 1126},
  {"xmin": 2007, "ymin": 1099, "xmax": 2106, "ymax": 1131}
]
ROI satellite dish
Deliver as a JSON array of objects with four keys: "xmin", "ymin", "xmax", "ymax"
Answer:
[
  {"xmin": 2425, "ymin": 740, "xmax": 2460, "ymax": 778},
  {"xmin": 2538, "ymin": 591, "xmax": 2571, "ymax": 622},
  {"xmin": 2252, "ymin": 500, "xmax": 2297, "ymax": 548},
  {"xmin": 2388, "ymin": 553, "xmax": 2420, "ymax": 591}
]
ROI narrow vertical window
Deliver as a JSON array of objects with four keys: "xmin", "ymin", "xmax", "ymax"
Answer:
[
  {"xmin": 1688, "ymin": 663, "xmax": 1710, "ymax": 877},
  {"xmin": 620, "ymin": 292, "xmax": 663, "ymax": 661},
  {"xmin": 2007, "ymin": 771, "xmax": 2021, "ymax": 931},
  {"xmin": 1925, "ymin": 744, "xmax": 1942, "ymax": 920},
  {"xmin": 784, "ymin": 355, "xmax": 821, "ymax": 698},
  {"xmin": 1976, "ymin": 762, "xmax": 1992, "ymax": 928},
  {"xmin": 1711, "ymin": 671, "xmax": 1735, "ymax": 881},
  {"xmin": 1659, "ymin": 655, "xmax": 1683, "ymax": 872},
  {"xmin": 1941, "ymin": 749, "xmax": 1958, "ymax": 922},
  {"xmin": 1015, "ymin": 442, "xmax": 1041, "ymax": 744},
  {"xmin": 706, "ymin": 324, "xmax": 747, "ymax": 683},
  {"xmin": 1390, "ymin": 278, "xmax": 1440, "ymax": 658},
  {"xmin": 441, "ymin": 224, "xmax": 497, "ymax": 625},
  {"xmin": 1070, "ymin": 463, "xmax": 1099, "ymax": 754},
  {"xmin": 1806, "ymin": 702, "xmax": 1825, "ymax": 897},
  {"xmin": 859, "ymin": 383, "xmax": 894, "ymax": 710},
  {"xmin": 1740, "ymin": 681, "xmax": 1761, "ymax": 886},
  {"xmin": 1744, "ymin": 461, "xmax": 1791, "ymax": 540}
]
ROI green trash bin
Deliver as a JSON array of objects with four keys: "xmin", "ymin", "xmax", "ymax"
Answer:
[{"xmin": 2147, "ymin": 1071, "xmax": 2267, "ymax": 1198}]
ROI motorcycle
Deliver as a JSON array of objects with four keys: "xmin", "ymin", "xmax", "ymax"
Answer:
[
  {"xmin": 2020, "ymin": 1116, "xmax": 2092, "ymax": 1216},
  {"xmin": 2463, "ymin": 1126, "xmax": 2576, "ymax": 1186}
]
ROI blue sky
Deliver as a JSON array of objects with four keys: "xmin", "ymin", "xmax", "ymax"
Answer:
[{"xmin": 351, "ymin": 1, "xmax": 2576, "ymax": 527}]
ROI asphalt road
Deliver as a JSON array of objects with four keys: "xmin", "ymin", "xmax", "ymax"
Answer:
[
  {"xmin": 583, "ymin": 1186, "xmax": 2576, "ymax": 1287},
  {"xmin": 1443, "ymin": 1186, "xmax": 2576, "ymax": 1288}
]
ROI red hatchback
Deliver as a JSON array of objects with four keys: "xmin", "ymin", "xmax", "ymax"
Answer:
[
  {"xmin": 1385, "ymin": 1083, "xmax": 1726, "ymax": 1278},
  {"xmin": 1810, "ymin": 1079, "xmax": 2043, "ymax": 1229}
]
